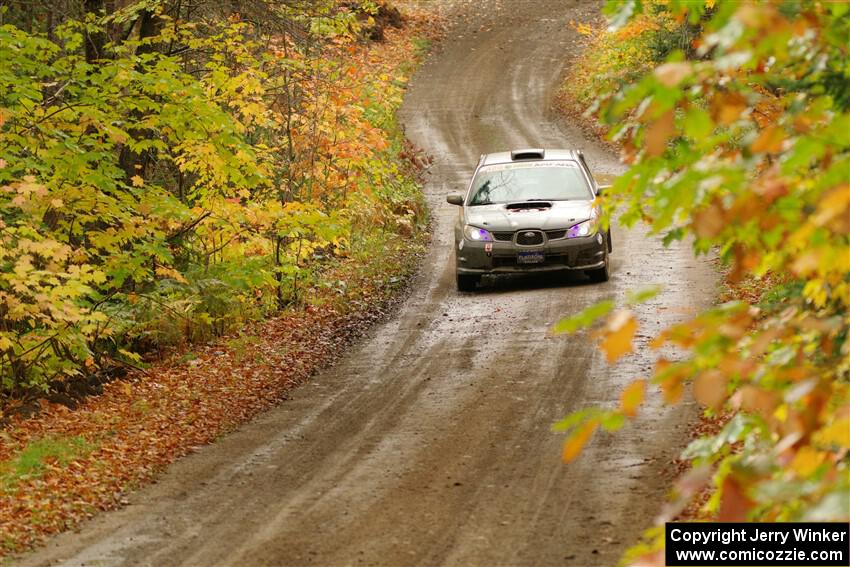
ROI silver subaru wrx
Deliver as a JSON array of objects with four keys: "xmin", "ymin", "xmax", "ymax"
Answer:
[{"xmin": 446, "ymin": 148, "xmax": 612, "ymax": 291}]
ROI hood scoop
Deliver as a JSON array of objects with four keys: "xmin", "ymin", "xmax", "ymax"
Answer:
[{"xmin": 505, "ymin": 201, "xmax": 552, "ymax": 212}]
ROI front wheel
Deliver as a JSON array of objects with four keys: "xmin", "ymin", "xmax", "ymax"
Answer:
[{"xmin": 456, "ymin": 273, "xmax": 479, "ymax": 292}]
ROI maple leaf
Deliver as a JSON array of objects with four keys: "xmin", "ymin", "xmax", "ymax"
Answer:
[
  {"xmin": 718, "ymin": 474, "xmax": 754, "ymax": 522},
  {"xmin": 692, "ymin": 201, "xmax": 725, "ymax": 239},
  {"xmin": 620, "ymin": 379, "xmax": 646, "ymax": 417},
  {"xmin": 751, "ymin": 125, "xmax": 785, "ymax": 153},
  {"xmin": 692, "ymin": 370, "xmax": 727, "ymax": 410},
  {"xmin": 654, "ymin": 62, "xmax": 691, "ymax": 88},
  {"xmin": 644, "ymin": 110, "xmax": 674, "ymax": 157},
  {"xmin": 711, "ymin": 91, "xmax": 747, "ymax": 125},
  {"xmin": 733, "ymin": 385, "xmax": 778, "ymax": 419},
  {"xmin": 790, "ymin": 447, "xmax": 826, "ymax": 478},
  {"xmin": 155, "ymin": 266, "xmax": 188, "ymax": 284},
  {"xmin": 597, "ymin": 310, "xmax": 637, "ymax": 363},
  {"xmin": 130, "ymin": 175, "xmax": 144, "ymax": 187},
  {"xmin": 814, "ymin": 417, "xmax": 850, "ymax": 449},
  {"xmin": 562, "ymin": 420, "xmax": 597, "ymax": 463}
]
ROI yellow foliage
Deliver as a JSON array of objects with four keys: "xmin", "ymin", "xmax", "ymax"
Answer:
[
  {"xmin": 562, "ymin": 421, "xmax": 598, "ymax": 463},
  {"xmin": 790, "ymin": 447, "xmax": 826, "ymax": 478},
  {"xmin": 815, "ymin": 417, "xmax": 850, "ymax": 449},
  {"xmin": 596, "ymin": 310, "xmax": 638, "ymax": 363},
  {"xmin": 620, "ymin": 379, "xmax": 646, "ymax": 417}
]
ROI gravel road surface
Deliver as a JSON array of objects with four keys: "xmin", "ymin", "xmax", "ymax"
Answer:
[{"xmin": 16, "ymin": 1, "xmax": 715, "ymax": 566}]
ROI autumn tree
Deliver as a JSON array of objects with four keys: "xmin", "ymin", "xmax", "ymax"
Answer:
[
  {"xmin": 0, "ymin": 0, "xmax": 423, "ymax": 397},
  {"xmin": 555, "ymin": 1, "xmax": 849, "ymax": 563}
]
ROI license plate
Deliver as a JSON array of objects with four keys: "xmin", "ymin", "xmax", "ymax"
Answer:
[{"xmin": 517, "ymin": 251, "xmax": 545, "ymax": 264}]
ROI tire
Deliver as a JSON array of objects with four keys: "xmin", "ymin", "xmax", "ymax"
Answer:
[
  {"xmin": 456, "ymin": 273, "xmax": 479, "ymax": 292},
  {"xmin": 607, "ymin": 229, "xmax": 613, "ymax": 253},
  {"xmin": 586, "ymin": 248, "xmax": 610, "ymax": 283}
]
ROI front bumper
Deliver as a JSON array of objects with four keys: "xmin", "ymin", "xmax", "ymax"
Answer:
[{"xmin": 456, "ymin": 233, "xmax": 606, "ymax": 275}]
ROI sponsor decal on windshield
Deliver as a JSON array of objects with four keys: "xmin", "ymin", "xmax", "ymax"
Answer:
[{"xmin": 480, "ymin": 160, "xmax": 580, "ymax": 173}]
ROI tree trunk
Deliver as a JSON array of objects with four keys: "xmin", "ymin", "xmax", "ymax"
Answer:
[
  {"xmin": 84, "ymin": 0, "xmax": 107, "ymax": 63},
  {"xmin": 118, "ymin": 9, "xmax": 162, "ymax": 182}
]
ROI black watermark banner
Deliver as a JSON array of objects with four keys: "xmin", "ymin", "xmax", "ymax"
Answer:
[{"xmin": 666, "ymin": 522, "xmax": 850, "ymax": 566}]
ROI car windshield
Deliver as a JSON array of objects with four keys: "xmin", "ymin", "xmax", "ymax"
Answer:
[{"xmin": 467, "ymin": 161, "xmax": 592, "ymax": 205}]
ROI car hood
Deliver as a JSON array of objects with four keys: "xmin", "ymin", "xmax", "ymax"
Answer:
[{"xmin": 464, "ymin": 200, "xmax": 594, "ymax": 231}]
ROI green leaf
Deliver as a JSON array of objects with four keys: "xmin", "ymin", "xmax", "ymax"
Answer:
[
  {"xmin": 626, "ymin": 285, "xmax": 663, "ymax": 306},
  {"xmin": 684, "ymin": 106, "xmax": 714, "ymax": 139},
  {"xmin": 552, "ymin": 300, "xmax": 615, "ymax": 334},
  {"xmin": 604, "ymin": 0, "xmax": 642, "ymax": 30},
  {"xmin": 600, "ymin": 411, "xmax": 627, "ymax": 432},
  {"xmin": 551, "ymin": 407, "xmax": 603, "ymax": 432}
]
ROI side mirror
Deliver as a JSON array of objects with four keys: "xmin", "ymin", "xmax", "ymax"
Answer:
[
  {"xmin": 596, "ymin": 184, "xmax": 612, "ymax": 196},
  {"xmin": 446, "ymin": 193, "xmax": 464, "ymax": 206}
]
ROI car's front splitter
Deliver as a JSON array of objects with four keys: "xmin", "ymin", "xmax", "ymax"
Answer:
[{"xmin": 455, "ymin": 233, "xmax": 606, "ymax": 275}]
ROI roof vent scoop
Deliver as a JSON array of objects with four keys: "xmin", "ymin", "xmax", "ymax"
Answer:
[{"xmin": 510, "ymin": 148, "xmax": 545, "ymax": 161}]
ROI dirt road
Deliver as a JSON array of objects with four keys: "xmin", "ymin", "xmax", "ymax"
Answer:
[{"xmin": 17, "ymin": 1, "xmax": 715, "ymax": 566}]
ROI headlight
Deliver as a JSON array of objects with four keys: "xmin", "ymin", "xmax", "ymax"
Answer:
[
  {"xmin": 567, "ymin": 218, "xmax": 598, "ymax": 238},
  {"xmin": 463, "ymin": 225, "xmax": 493, "ymax": 241}
]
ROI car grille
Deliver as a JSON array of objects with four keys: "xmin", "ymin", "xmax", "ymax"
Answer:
[
  {"xmin": 515, "ymin": 230, "xmax": 544, "ymax": 246},
  {"xmin": 493, "ymin": 229, "xmax": 568, "ymax": 243}
]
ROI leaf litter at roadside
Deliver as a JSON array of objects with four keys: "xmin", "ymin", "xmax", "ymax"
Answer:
[
  {"xmin": 0, "ymin": 11, "xmax": 446, "ymax": 556},
  {"xmin": 1, "ymin": 240, "xmax": 426, "ymax": 556}
]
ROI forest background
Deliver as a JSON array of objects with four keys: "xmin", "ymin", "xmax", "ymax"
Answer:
[{"xmin": 0, "ymin": 0, "xmax": 437, "ymax": 553}]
